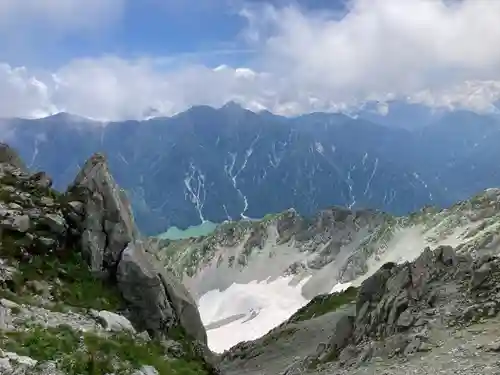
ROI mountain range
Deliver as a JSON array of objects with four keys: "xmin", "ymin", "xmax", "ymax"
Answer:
[
  {"xmin": 2, "ymin": 124, "xmax": 500, "ymax": 375},
  {"xmin": 2, "ymin": 101, "xmax": 500, "ymax": 235}
]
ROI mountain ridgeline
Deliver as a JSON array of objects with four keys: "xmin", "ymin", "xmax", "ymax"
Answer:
[
  {"xmin": 158, "ymin": 187, "xmax": 500, "ymax": 300},
  {"xmin": 2, "ymin": 103, "xmax": 500, "ymax": 235}
]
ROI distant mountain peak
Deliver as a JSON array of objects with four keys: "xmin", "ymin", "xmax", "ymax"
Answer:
[
  {"xmin": 220, "ymin": 100, "xmax": 247, "ymax": 112},
  {"xmin": 41, "ymin": 112, "xmax": 99, "ymax": 123}
]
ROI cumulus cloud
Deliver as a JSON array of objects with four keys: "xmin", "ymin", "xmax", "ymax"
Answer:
[
  {"xmin": 252, "ymin": 0, "xmax": 500, "ymax": 98},
  {"xmin": 0, "ymin": 64, "xmax": 58, "ymax": 118},
  {"xmin": 2, "ymin": 0, "xmax": 500, "ymax": 120}
]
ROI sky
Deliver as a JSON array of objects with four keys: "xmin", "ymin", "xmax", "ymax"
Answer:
[{"xmin": 1, "ymin": 0, "xmax": 500, "ymax": 120}]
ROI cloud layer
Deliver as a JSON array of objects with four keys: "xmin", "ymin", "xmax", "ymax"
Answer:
[{"xmin": 2, "ymin": 0, "xmax": 500, "ymax": 120}]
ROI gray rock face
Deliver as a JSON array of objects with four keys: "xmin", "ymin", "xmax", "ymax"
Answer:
[
  {"xmin": 316, "ymin": 308, "xmax": 355, "ymax": 362},
  {"xmin": 117, "ymin": 241, "xmax": 176, "ymax": 336},
  {"xmin": 117, "ymin": 241, "xmax": 207, "ymax": 343},
  {"xmin": 69, "ymin": 153, "xmax": 207, "ymax": 345},
  {"xmin": 0, "ymin": 151, "xmax": 72, "ymax": 255},
  {"xmin": 68, "ymin": 153, "xmax": 138, "ymax": 272},
  {"xmin": 30, "ymin": 172, "xmax": 52, "ymax": 189}
]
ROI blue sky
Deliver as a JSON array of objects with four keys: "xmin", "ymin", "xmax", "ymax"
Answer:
[
  {"xmin": 0, "ymin": 0, "xmax": 348, "ymax": 68},
  {"xmin": 0, "ymin": 0, "xmax": 500, "ymax": 120}
]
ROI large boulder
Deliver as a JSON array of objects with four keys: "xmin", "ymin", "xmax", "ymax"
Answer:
[{"xmin": 117, "ymin": 241, "xmax": 207, "ymax": 343}]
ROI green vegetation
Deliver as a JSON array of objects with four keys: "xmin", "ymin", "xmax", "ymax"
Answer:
[
  {"xmin": 0, "ymin": 188, "xmax": 13, "ymax": 203},
  {"xmin": 261, "ymin": 212, "xmax": 280, "ymax": 223},
  {"xmin": 288, "ymin": 287, "xmax": 358, "ymax": 324},
  {"xmin": 0, "ymin": 325, "xmax": 209, "ymax": 375},
  {"xmin": 0, "ymin": 229, "xmax": 122, "ymax": 312},
  {"xmin": 15, "ymin": 252, "xmax": 123, "ymax": 311}
]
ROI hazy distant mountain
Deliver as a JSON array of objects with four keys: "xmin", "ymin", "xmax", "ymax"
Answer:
[
  {"xmin": 355, "ymin": 100, "xmax": 447, "ymax": 130},
  {"xmin": 2, "ymin": 102, "xmax": 500, "ymax": 234}
]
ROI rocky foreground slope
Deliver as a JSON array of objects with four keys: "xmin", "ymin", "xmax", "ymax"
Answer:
[
  {"xmin": 220, "ymin": 246, "xmax": 500, "ymax": 375},
  {"xmin": 0, "ymin": 143, "xmax": 218, "ymax": 375}
]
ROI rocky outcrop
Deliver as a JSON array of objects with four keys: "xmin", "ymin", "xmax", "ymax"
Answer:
[
  {"xmin": 67, "ymin": 153, "xmax": 138, "ymax": 273},
  {"xmin": 0, "ymin": 143, "xmax": 27, "ymax": 173},
  {"xmin": 65, "ymin": 153, "xmax": 208, "ymax": 345},
  {"xmin": 116, "ymin": 241, "xmax": 207, "ymax": 343},
  {"xmin": 0, "ymin": 163, "xmax": 70, "ymax": 256},
  {"xmin": 304, "ymin": 245, "xmax": 500, "ymax": 371},
  {"xmin": 220, "ymin": 243, "xmax": 500, "ymax": 375},
  {"xmin": 0, "ymin": 145, "xmax": 216, "ymax": 374}
]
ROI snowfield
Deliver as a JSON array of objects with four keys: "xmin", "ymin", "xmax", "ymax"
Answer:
[
  {"xmin": 198, "ymin": 276, "xmax": 357, "ymax": 353},
  {"xmin": 198, "ymin": 276, "xmax": 311, "ymax": 353}
]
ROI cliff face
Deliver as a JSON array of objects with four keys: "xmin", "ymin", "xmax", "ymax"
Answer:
[{"xmin": 0, "ymin": 143, "xmax": 216, "ymax": 375}]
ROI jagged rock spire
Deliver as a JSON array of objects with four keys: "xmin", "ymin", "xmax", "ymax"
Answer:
[
  {"xmin": 68, "ymin": 152, "xmax": 208, "ymax": 345},
  {"xmin": 68, "ymin": 152, "xmax": 138, "ymax": 271}
]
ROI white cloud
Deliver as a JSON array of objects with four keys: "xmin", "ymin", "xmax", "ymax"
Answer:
[
  {"xmin": 2, "ymin": 0, "xmax": 500, "ymax": 120},
  {"xmin": 251, "ymin": 0, "xmax": 500, "ymax": 99},
  {"xmin": 0, "ymin": 64, "xmax": 57, "ymax": 118}
]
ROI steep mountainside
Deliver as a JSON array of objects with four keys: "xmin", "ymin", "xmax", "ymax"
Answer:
[
  {"xmin": 0, "ymin": 143, "xmax": 219, "ymax": 375},
  {"xmin": 2, "ymin": 104, "xmax": 500, "ymax": 234},
  {"xmin": 221, "ymin": 247, "xmax": 500, "ymax": 375},
  {"xmin": 158, "ymin": 187, "xmax": 500, "ymax": 353}
]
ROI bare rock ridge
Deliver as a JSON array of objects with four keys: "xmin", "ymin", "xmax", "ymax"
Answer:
[{"xmin": 0, "ymin": 144, "xmax": 215, "ymax": 374}]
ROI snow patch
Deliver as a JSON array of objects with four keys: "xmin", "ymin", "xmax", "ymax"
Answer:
[
  {"xmin": 315, "ymin": 141, "xmax": 324, "ymax": 154},
  {"xmin": 198, "ymin": 276, "xmax": 310, "ymax": 353}
]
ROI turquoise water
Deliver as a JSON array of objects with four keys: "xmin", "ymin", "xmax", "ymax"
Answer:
[{"xmin": 157, "ymin": 221, "xmax": 218, "ymax": 240}]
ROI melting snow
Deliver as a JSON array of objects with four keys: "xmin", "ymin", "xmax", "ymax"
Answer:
[
  {"xmin": 198, "ymin": 276, "xmax": 310, "ymax": 353},
  {"xmin": 315, "ymin": 142, "xmax": 324, "ymax": 154}
]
